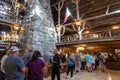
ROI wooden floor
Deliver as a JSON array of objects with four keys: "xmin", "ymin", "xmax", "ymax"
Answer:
[{"xmin": 44, "ymin": 69, "xmax": 120, "ymax": 80}]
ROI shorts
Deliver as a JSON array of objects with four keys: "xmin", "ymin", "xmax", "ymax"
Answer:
[
  {"xmin": 76, "ymin": 62, "xmax": 81, "ymax": 68},
  {"xmin": 91, "ymin": 63, "xmax": 96, "ymax": 66},
  {"xmin": 86, "ymin": 62, "xmax": 91, "ymax": 67}
]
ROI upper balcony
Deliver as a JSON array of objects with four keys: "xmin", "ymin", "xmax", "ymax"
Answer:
[
  {"xmin": 0, "ymin": 0, "xmax": 25, "ymax": 26},
  {"xmin": 57, "ymin": 29, "xmax": 120, "ymax": 46}
]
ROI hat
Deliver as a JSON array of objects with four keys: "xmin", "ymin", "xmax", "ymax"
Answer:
[{"xmin": 10, "ymin": 46, "xmax": 19, "ymax": 51}]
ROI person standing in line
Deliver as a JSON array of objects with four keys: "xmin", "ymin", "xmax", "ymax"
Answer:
[
  {"xmin": 66, "ymin": 53, "xmax": 75, "ymax": 79},
  {"xmin": 95, "ymin": 54, "xmax": 99, "ymax": 70},
  {"xmin": 91, "ymin": 54, "xmax": 96, "ymax": 71},
  {"xmin": 75, "ymin": 50, "xmax": 81, "ymax": 75},
  {"xmin": 1, "ymin": 49, "xmax": 10, "ymax": 73},
  {"xmin": 85, "ymin": 52, "xmax": 92, "ymax": 72},
  {"xmin": 81, "ymin": 53, "xmax": 86, "ymax": 70},
  {"xmin": 4, "ymin": 46, "xmax": 26, "ymax": 80},
  {"xmin": 98, "ymin": 53, "xmax": 105, "ymax": 72},
  {"xmin": 22, "ymin": 50, "xmax": 33, "ymax": 65},
  {"xmin": 26, "ymin": 51, "xmax": 45, "ymax": 80},
  {"xmin": 0, "ymin": 49, "xmax": 10, "ymax": 80},
  {"xmin": 51, "ymin": 49, "xmax": 61, "ymax": 80}
]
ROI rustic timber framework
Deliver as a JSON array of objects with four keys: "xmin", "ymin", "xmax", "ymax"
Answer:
[
  {"xmin": 52, "ymin": 0, "xmax": 86, "ymax": 42},
  {"xmin": 0, "ymin": 0, "xmax": 25, "ymax": 48},
  {"xmin": 51, "ymin": 0, "xmax": 120, "ymax": 45}
]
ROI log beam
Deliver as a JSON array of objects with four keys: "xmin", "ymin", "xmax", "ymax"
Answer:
[{"xmin": 51, "ymin": 0, "xmax": 65, "ymax": 7}]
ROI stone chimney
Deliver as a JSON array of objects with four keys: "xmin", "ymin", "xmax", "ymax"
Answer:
[{"xmin": 22, "ymin": 0, "xmax": 57, "ymax": 62}]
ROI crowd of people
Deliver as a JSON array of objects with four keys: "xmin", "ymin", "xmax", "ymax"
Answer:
[
  {"xmin": 0, "ymin": 46, "xmax": 61, "ymax": 80},
  {"xmin": 0, "ymin": 46, "xmax": 108, "ymax": 80},
  {"xmin": 65, "ymin": 50, "xmax": 108, "ymax": 79}
]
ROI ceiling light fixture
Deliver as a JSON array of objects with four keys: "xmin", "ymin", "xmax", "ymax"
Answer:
[
  {"xmin": 73, "ymin": 19, "xmax": 83, "ymax": 26},
  {"xmin": 112, "ymin": 25, "xmax": 119, "ymax": 30}
]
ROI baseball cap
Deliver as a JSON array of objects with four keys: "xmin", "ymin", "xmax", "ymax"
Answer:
[{"xmin": 10, "ymin": 46, "xmax": 19, "ymax": 51}]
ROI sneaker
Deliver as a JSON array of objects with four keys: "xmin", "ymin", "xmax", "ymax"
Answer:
[{"xmin": 71, "ymin": 77, "xmax": 74, "ymax": 80}]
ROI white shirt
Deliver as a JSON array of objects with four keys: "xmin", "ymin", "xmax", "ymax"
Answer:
[
  {"xmin": 91, "ymin": 56, "xmax": 95, "ymax": 63},
  {"xmin": 1, "ymin": 55, "xmax": 8, "ymax": 73}
]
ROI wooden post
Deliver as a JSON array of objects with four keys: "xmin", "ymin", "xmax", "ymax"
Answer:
[
  {"xmin": 72, "ymin": 0, "xmax": 80, "ymax": 20},
  {"xmin": 72, "ymin": 0, "xmax": 85, "ymax": 40},
  {"xmin": 55, "ymin": 1, "xmax": 64, "ymax": 25},
  {"xmin": 108, "ymin": 30, "xmax": 112, "ymax": 37},
  {"xmin": 56, "ymin": 26, "xmax": 61, "ymax": 43},
  {"xmin": 55, "ymin": 1, "xmax": 64, "ymax": 43}
]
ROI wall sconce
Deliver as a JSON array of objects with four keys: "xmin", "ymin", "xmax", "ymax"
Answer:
[
  {"xmin": 12, "ymin": 25, "xmax": 20, "ymax": 30},
  {"xmin": 56, "ymin": 26, "xmax": 62, "ymax": 31},
  {"xmin": 73, "ymin": 19, "xmax": 83, "ymax": 26},
  {"xmin": 84, "ymin": 30, "xmax": 90, "ymax": 34}
]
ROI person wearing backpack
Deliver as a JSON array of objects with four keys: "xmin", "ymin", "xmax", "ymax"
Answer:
[{"xmin": 66, "ymin": 53, "xmax": 75, "ymax": 80}]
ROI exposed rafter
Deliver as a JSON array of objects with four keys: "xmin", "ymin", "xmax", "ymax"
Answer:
[
  {"xmin": 51, "ymin": 0, "xmax": 65, "ymax": 7},
  {"xmin": 81, "ymin": 1, "xmax": 120, "ymax": 16},
  {"xmin": 59, "ymin": 10, "xmax": 120, "ymax": 27}
]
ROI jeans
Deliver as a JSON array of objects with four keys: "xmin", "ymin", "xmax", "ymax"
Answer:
[{"xmin": 67, "ymin": 66, "xmax": 74, "ymax": 77}]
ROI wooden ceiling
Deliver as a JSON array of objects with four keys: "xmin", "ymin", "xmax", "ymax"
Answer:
[
  {"xmin": 0, "ymin": 0, "xmax": 120, "ymax": 33},
  {"xmin": 50, "ymin": 0, "xmax": 120, "ymax": 34},
  {"xmin": 50, "ymin": 0, "xmax": 120, "ymax": 22},
  {"xmin": 51, "ymin": 0, "xmax": 120, "ymax": 51}
]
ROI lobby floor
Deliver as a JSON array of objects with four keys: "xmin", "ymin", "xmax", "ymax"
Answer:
[{"xmin": 44, "ymin": 70, "xmax": 120, "ymax": 80}]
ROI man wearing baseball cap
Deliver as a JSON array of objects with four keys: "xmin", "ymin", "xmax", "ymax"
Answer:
[{"xmin": 4, "ymin": 46, "xmax": 26, "ymax": 80}]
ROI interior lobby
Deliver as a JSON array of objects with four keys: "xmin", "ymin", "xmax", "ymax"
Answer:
[{"xmin": 0, "ymin": 0, "xmax": 120, "ymax": 80}]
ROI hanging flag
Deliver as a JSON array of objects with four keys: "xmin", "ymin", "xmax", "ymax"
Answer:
[{"xmin": 64, "ymin": 7, "xmax": 72, "ymax": 23}]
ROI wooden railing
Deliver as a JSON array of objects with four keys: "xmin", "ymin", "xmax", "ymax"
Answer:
[
  {"xmin": 0, "ymin": 10, "xmax": 23, "ymax": 25},
  {"xmin": 60, "ymin": 29, "xmax": 120, "ymax": 43}
]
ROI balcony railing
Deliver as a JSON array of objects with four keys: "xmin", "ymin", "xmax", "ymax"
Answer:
[
  {"xmin": 0, "ymin": 11, "xmax": 23, "ymax": 25},
  {"xmin": 60, "ymin": 29, "xmax": 120, "ymax": 43},
  {"xmin": 0, "ymin": 0, "xmax": 25, "ymax": 25}
]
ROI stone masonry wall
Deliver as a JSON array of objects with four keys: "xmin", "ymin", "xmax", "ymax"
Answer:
[{"xmin": 24, "ymin": 0, "xmax": 57, "ymax": 61}]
